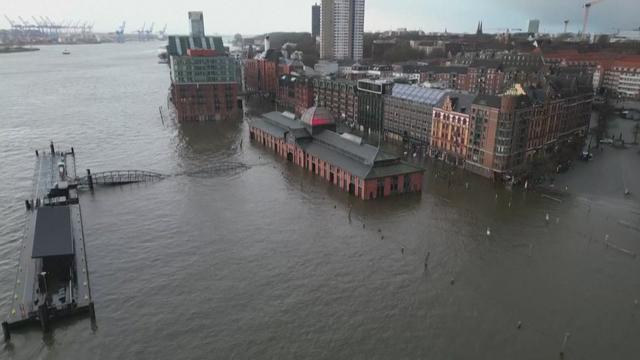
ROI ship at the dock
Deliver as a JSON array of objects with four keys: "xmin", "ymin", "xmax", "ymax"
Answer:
[{"xmin": 2, "ymin": 143, "xmax": 95, "ymax": 340}]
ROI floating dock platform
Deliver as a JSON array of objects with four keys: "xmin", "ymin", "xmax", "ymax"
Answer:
[{"xmin": 2, "ymin": 144, "xmax": 94, "ymax": 341}]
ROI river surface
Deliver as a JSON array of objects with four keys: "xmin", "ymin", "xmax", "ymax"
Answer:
[{"xmin": 1, "ymin": 43, "xmax": 640, "ymax": 359}]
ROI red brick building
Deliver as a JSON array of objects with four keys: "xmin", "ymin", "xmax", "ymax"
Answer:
[
  {"xmin": 244, "ymin": 49, "xmax": 303, "ymax": 98},
  {"xmin": 276, "ymin": 74, "xmax": 315, "ymax": 117},
  {"xmin": 249, "ymin": 107, "xmax": 424, "ymax": 200},
  {"xmin": 313, "ymin": 78, "xmax": 359, "ymax": 126},
  {"xmin": 244, "ymin": 56, "xmax": 280, "ymax": 96},
  {"xmin": 464, "ymin": 82, "xmax": 592, "ymax": 180},
  {"xmin": 465, "ymin": 94, "xmax": 531, "ymax": 179},
  {"xmin": 168, "ymin": 37, "xmax": 240, "ymax": 122}
]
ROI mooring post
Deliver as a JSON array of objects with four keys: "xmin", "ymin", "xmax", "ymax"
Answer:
[
  {"xmin": 50, "ymin": 141, "xmax": 55, "ymax": 155},
  {"xmin": 86, "ymin": 169, "xmax": 94, "ymax": 190},
  {"xmin": 71, "ymin": 147, "xmax": 75, "ymax": 155},
  {"xmin": 38, "ymin": 305, "xmax": 49, "ymax": 332},
  {"xmin": 89, "ymin": 302, "xmax": 96, "ymax": 323},
  {"xmin": 25, "ymin": 199, "xmax": 32, "ymax": 211},
  {"xmin": 2, "ymin": 321, "xmax": 10, "ymax": 342},
  {"xmin": 35, "ymin": 149, "xmax": 39, "ymax": 157}
]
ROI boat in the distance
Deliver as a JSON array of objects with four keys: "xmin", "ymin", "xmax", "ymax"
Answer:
[{"xmin": 62, "ymin": 49, "xmax": 71, "ymax": 55}]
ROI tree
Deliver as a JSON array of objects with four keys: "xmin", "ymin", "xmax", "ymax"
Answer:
[{"xmin": 232, "ymin": 33, "xmax": 243, "ymax": 48}]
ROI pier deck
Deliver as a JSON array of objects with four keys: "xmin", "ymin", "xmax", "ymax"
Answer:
[{"xmin": 4, "ymin": 148, "xmax": 93, "ymax": 334}]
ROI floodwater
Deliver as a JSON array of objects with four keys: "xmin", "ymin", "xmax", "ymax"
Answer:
[{"xmin": 1, "ymin": 43, "xmax": 640, "ymax": 359}]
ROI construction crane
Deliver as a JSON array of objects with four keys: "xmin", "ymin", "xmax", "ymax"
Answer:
[
  {"xmin": 137, "ymin": 22, "xmax": 146, "ymax": 41},
  {"xmin": 17, "ymin": 16, "xmax": 31, "ymax": 27},
  {"xmin": 582, "ymin": 0, "xmax": 603, "ymax": 38},
  {"xmin": 116, "ymin": 21, "xmax": 126, "ymax": 43},
  {"xmin": 145, "ymin": 22, "xmax": 154, "ymax": 41},
  {"xmin": 4, "ymin": 14, "xmax": 17, "ymax": 28},
  {"xmin": 157, "ymin": 24, "xmax": 167, "ymax": 40}
]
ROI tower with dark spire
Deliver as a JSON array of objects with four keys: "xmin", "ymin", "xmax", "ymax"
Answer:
[{"xmin": 476, "ymin": 21, "xmax": 483, "ymax": 35}]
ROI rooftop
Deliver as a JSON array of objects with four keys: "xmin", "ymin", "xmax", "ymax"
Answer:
[
  {"xmin": 32, "ymin": 206, "xmax": 75, "ymax": 258},
  {"xmin": 251, "ymin": 111, "xmax": 423, "ymax": 179},
  {"xmin": 167, "ymin": 35, "xmax": 225, "ymax": 56},
  {"xmin": 390, "ymin": 84, "xmax": 449, "ymax": 106},
  {"xmin": 473, "ymin": 94, "xmax": 502, "ymax": 108}
]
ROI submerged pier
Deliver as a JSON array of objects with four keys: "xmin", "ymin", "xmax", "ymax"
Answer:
[{"xmin": 3, "ymin": 145, "xmax": 94, "ymax": 341}]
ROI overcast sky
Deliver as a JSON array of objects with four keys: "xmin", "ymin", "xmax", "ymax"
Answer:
[{"xmin": 3, "ymin": 0, "xmax": 638, "ymax": 36}]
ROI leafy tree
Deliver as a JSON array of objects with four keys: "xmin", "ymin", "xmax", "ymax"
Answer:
[{"xmin": 232, "ymin": 33, "xmax": 243, "ymax": 47}]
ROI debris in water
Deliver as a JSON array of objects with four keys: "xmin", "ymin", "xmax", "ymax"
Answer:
[
  {"xmin": 634, "ymin": 299, "xmax": 638, "ymax": 306},
  {"xmin": 545, "ymin": 213, "xmax": 550, "ymax": 223},
  {"xmin": 559, "ymin": 332, "xmax": 571, "ymax": 359},
  {"xmin": 450, "ymin": 278, "xmax": 455, "ymax": 285},
  {"xmin": 465, "ymin": 182, "xmax": 469, "ymax": 190},
  {"xmin": 508, "ymin": 201, "xmax": 512, "ymax": 208},
  {"xmin": 381, "ymin": 235, "xmax": 384, "ymax": 240},
  {"xmin": 556, "ymin": 217, "xmax": 560, "ymax": 224},
  {"xmin": 495, "ymin": 193, "xmax": 498, "ymax": 200},
  {"xmin": 605, "ymin": 240, "xmax": 637, "ymax": 258},
  {"xmin": 424, "ymin": 252, "xmax": 430, "ymax": 269},
  {"xmin": 378, "ymin": 228, "xmax": 381, "ymax": 233},
  {"xmin": 486, "ymin": 227, "xmax": 491, "ymax": 236},
  {"xmin": 401, "ymin": 247, "xmax": 404, "ymax": 255},
  {"xmin": 618, "ymin": 220, "xmax": 640, "ymax": 233},
  {"xmin": 516, "ymin": 321, "xmax": 523, "ymax": 329},
  {"xmin": 541, "ymin": 194, "xmax": 562, "ymax": 202},
  {"xmin": 362, "ymin": 223, "xmax": 365, "ymax": 229}
]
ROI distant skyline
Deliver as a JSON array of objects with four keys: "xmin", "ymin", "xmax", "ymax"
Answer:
[{"xmin": 3, "ymin": 0, "xmax": 639, "ymax": 36}]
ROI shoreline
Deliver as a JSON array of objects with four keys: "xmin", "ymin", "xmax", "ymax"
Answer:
[{"xmin": 0, "ymin": 47, "xmax": 40, "ymax": 54}]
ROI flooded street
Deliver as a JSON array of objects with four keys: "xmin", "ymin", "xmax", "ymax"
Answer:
[{"xmin": 1, "ymin": 43, "xmax": 639, "ymax": 359}]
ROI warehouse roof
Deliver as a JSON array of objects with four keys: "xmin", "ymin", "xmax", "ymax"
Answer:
[
  {"xmin": 32, "ymin": 206, "xmax": 74, "ymax": 258},
  {"xmin": 251, "ymin": 111, "xmax": 424, "ymax": 180}
]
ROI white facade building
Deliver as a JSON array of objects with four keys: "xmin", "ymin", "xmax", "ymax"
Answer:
[
  {"xmin": 320, "ymin": 0, "xmax": 364, "ymax": 61},
  {"xmin": 594, "ymin": 63, "xmax": 640, "ymax": 99}
]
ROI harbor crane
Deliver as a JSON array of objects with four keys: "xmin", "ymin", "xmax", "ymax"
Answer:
[
  {"xmin": 145, "ymin": 22, "xmax": 154, "ymax": 41},
  {"xmin": 582, "ymin": 0, "xmax": 603, "ymax": 38},
  {"xmin": 116, "ymin": 21, "xmax": 126, "ymax": 43},
  {"xmin": 157, "ymin": 24, "xmax": 167, "ymax": 40},
  {"xmin": 137, "ymin": 22, "xmax": 145, "ymax": 41},
  {"xmin": 18, "ymin": 16, "xmax": 31, "ymax": 27},
  {"xmin": 4, "ymin": 14, "xmax": 18, "ymax": 29}
]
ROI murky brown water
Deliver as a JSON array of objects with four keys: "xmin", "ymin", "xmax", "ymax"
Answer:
[{"xmin": 1, "ymin": 43, "xmax": 639, "ymax": 359}]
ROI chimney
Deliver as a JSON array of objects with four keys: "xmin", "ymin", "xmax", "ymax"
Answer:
[{"xmin": 264, "ymin": 36, "xmax": 271, "ymax": 52}]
